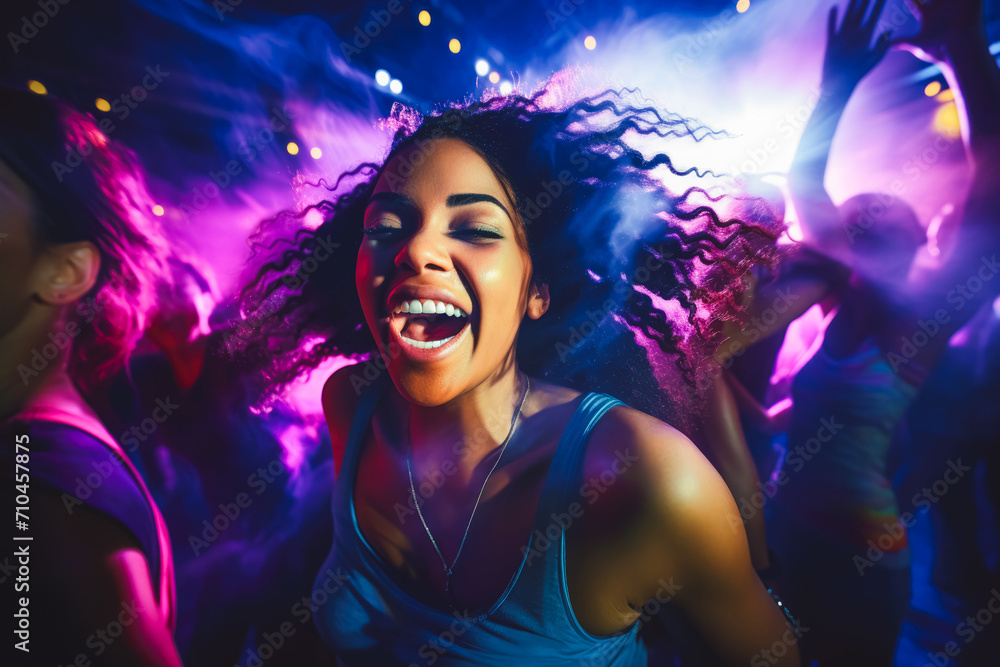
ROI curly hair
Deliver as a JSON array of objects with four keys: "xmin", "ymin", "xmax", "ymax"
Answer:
[
  {"xmin": 0, "ymin": 86, "xmax": 170, "ymax": 392},
  {"xmin": 234, "ymin": 81, "xmax": 783, "ymax": 428}
]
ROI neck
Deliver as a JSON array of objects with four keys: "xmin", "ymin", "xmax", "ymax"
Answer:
[
  {"xmin": 404, "ymin": 363, "xmax": 529, "ymax": 480},
  {"xmin": 0, "ymin": 301, "xmax": 69, "ymax": 421}
]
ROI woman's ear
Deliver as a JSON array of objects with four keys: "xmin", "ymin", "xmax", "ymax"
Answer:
[
  {"xmin": 527, "ymin": 281, "xmax": 550, "ymax": 320},
  {"xmin": 35, "ymin": 241, "xmax": 101, "ymax": 305}
]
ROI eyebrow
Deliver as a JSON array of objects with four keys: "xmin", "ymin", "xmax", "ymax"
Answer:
[
  {"xmin": 446, "ymin": 193, "xmax": 512, "ymax": 221},
  {"xmin": 366, "ymin": 191, "xmax": 512, "ymax": 221}
]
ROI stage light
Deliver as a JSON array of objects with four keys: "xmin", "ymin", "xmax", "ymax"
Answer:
[
  {"xmin": 936, "ymin": 89, "xmax": 955, "ymax": 102},
  {"xmin": 475, "ymin": 59, "xmax": 490, "ymax": 77},
  {"xmin": 389, "ymin": 78, "xmax": 403, "ymax": 94},
  {"xmin": 584, "ymin": 35, "xmax": 596, "ymax": 50},
  {"xmin": 418, "ymin": 10, "xmax": 431, "ymax": 26},
  {"xmin": 924, "ymin": 80, "xmax": 942, "ymax": 97},
  {"xmin": 737, "ymin": 0, "xmax": 751, "ymax": 13},
  {"xmin": 489, "ymin": 71, "xmax": 500, "ymax": 84},
  {"xmin": 375, "ymin": 69, "xmax": 390, "ymax": 86},
  {"xmin": 310, "ymin": 147, "xmax": 322, "ymax": 159},
  {"xmin": 449, "ymin": 38, "xmax": 461, "ymax": 54},
  {"xmin": 95, "ymin": 98, "xmax": 111, "ymax": 112},
  {"xmin": 287, "ymin": 142, "xmax": 299, "ymax": 155},
  {"xmin": 27, "ymin": 80, "xmax": 46, "ymax": 95},
  {"xmin": 499, "ymin": 81, "xmax": 513, "ymax": 95},
  {"xmin": 933, "ymin": 102, "xmax": 961, "ymax": 139},
  {"xmin": 152, "ymin": 205, "xmax": 165, "ymax": 217}
]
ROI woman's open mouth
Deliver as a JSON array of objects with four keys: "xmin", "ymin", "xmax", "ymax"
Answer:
[{"xmin": 387, "ymin": 298, "xmax": 472, "ymax": 358}]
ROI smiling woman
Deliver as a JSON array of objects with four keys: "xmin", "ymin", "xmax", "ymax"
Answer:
[{"xmin": 234, "ymin": 82, "xmax": 798, "ymax": 665}]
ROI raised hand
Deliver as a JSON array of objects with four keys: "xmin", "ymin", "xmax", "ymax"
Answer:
[
  {"xmin": 822, "ymin": 0, "xmax": 892, "ymax": 94},
  {"xmin": 894, "ymin": 0, "xmax": 984, "ymax": 63}
]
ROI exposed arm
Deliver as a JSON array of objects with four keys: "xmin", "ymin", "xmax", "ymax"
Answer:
[
  {"xmin": 34, "ymin": 489, "xmax": 182, "ymax": 666},
  {"xmin": 585, "ymin": 410, "xmax": 800, "ymax": 665},
  {"xmin": 641, "ymin": 420, "xmax": 798, "ymax": 665},
  {"xmin": 725, "ymin": 369, "xmax": 792, "ymax": 435},
  {"xmin": 695, "ymin": 372, "xmax": 771, "ymax": 572},
  {"xmin": 787, "ymin": 0, "xmax": 891, "ymax": 264},
  {"xmin": 715, "ymin": 248, "xmax": 849, "ymax": 365},
  {"xmin": 321, "ymin": 363, "xmax": 366, "ymax": 478}
]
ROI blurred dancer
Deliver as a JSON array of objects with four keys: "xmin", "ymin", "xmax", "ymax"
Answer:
[
  {"xmin": 0, "ymin": 87, "xmax": 181, "ymax": 665},
  {"xmin": 768, "ymin": 0, "xmax": 1000, "ymax": 663}
]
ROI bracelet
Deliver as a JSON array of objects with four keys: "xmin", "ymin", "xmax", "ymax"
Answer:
[{"xmin": 766, "ymin": 587, "xmax": 804, "ymax": 639}]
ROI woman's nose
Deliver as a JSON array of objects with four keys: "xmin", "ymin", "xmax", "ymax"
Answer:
[{"xmin": 394, "ymin": 227, "xmax": 451, "ymax": 274}]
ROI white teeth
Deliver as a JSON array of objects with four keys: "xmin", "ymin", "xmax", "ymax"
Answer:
[
  {"xmin": 391, "ymin": 298, "xmax": 470, "ymax": 318},
  {"xmin": 401, "ymin": 334, "xmax": 456, "ymax": 349}
]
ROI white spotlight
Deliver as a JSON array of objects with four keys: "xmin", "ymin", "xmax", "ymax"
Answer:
[
  {"xmin": 499, "ymin": 81, "xmax": 513, "ymax": 95},
  {"xmin": 375, "ymin": 69, "xmax": 390, "ymax": 86},
  {"xmin": 475, "ymin": 59, "xmax": 490, "ymax": 77},
  {"xmin": 389, "ymin": 78, "xmax": 403, "ymax": 95}
]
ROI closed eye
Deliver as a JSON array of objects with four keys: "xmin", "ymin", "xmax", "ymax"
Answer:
[
  {"xmin": 362, "ymin": 221, "xmax": 402, "ymax": 237},
  {"xmin": 454, "ymin": 227, "xmax": 504, "ymax": 241}
]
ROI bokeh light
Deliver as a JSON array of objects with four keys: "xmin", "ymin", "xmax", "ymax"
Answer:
[
  {"xmin": 286, "ymin": 142, "xmax": 299, "ymax": 155},
  {"xmin": 418, "ymin": 10, "xmax": 431, "ymax": 26},
  {"xmin": 389, "ymin": 78, "xmax": 403, "ymax": 94},
  {"xmin": 475, "ymin": 59, "xmax": 490, "ymax": 77},
  {"xmin": 152, "ymin": 205, "xmax": 165, "ymax": 216},
  {"xmin": 933, "ymin": 102, "xmax": 961, "ymax": 139},
  {"xmin": 584, "ymin": 35, "xmax": 596, "ymax": 50},
  {"xmin": 27, "ymin": 80, "xmax": 47, "ymax": 95},
  {"xmin": 499, "ymin": 81, "xmax": 513, "ymax": 95},
  {"xmin": 310, "ymin": 147, "xmax": 322, "ymax": 159},
  {"xmin": 449, "ymin": 38, "xmax": 461, "ymax": 54},
  {"xmin": 936, "ymin": 89, "xmax": 955, "ymax": 103},
  {"xmin": 924, "ymin": 80, "xmax": 942, "ymax": 97},
  {"xmin": 375, "ymin": 69, "xmax": 390, "ymax": 86},
  {"xmin": 489, "ymin": 71, "xmax": 500, "ymax": 84},
  {"xmin": 737, "ymin": 0, "xmax": 751, "ymax": 12},
  {"xmin": 95, "ymin": 98, "xmax": 111, "ymax": 112}
]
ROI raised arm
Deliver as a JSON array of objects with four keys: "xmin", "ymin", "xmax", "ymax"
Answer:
[
  {"xmin": 895, "ymin": 0, "xmax": 999, "ymax": 161},
  {"xmin": 886, "ymin": 0, "xmax": 1000, "ymax": 373},
  {"xmin": 787, "ymin": 0, "xmax": 891, "ymax": 263}
]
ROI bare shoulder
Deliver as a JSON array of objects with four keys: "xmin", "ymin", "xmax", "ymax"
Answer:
[
  {"xmin": 586, "ymin": 403, "xmax": 717, "ymax": 498},
  {"xmin": 321, "ymin": 363, "xmax": 373, "ymax": 473},
  {"xmin": 583, "ymin": 403, "xmax": 746, "ymax": 571}
]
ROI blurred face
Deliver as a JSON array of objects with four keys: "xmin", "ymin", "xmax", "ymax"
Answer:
[
  {"xmin": 356, "ymin": 138, "xmax": 535, "ymax": 406},
  {"xmin": 0, "ymin": 158, "xmax": 41, "ymax": 340},
  {"xmin": 841, "ymin": 195, "xmax": 924, "ymax": 286}
]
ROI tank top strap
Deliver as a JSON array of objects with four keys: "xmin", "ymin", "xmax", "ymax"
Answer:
[
  {"xmin": 339, "ymin": 373, "xmax": 391, "ymax": 484},
  {"xmin": 532, "ymin": 392, "xmax": 625, "ymax": 532}
]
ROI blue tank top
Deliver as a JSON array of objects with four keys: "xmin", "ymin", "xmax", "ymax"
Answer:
[{"xmin": 313, "ymin": 376, "xmax": 647, "ymax": 666}]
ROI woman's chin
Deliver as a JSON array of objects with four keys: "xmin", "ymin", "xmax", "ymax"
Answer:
[{"xmin": 391, "ymin": 370, "xmax": 464, "ymax": 407}]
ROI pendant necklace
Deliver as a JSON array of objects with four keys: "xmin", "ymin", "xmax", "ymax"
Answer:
[{"xmin": 405, "ymin": 373, "xmax": 530, "ymax": 608}]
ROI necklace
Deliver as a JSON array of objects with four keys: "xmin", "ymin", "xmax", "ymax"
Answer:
[{"xmin": 406, "ymin": 373, "xmax": 530, "ymax": 605}]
